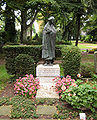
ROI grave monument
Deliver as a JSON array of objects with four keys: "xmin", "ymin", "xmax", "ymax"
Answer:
[{"xmin": 36, "ymin": 17, "xmax": 60, "ymax": 98}]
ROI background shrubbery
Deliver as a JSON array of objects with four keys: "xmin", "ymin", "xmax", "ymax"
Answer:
[
  {"xmin": 3, "ymin": 45, "xmax": 42, "ymax": 76},
  {"xmin": 61, "ymin": 46, "xmax": 81, "ymax": 79},
  {"xmin": 15, "ymin": 54, "xmax": 35, "ymax": 77},
  {"xmin": 80, "ymin": 62, "xmax": 94, "ymax": 78},
  {"xmin": 3, "ymin": 45, "xmax": 81, "ymax": 78}
]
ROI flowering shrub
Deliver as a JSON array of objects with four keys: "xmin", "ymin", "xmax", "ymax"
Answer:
[
  {"xmin": 14, "ymin": 74, "xmax": 40, "ymax": 99},
  {"xmin": 53, "ymin": 75, "xmax": 77, "ymax": 95},
  {"xmin": 61, "ymin": 83, "xmax": 97, "ymax": 113}
]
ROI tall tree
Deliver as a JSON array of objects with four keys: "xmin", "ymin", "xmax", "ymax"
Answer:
[
  {"xmin": 6, "ymin": 0, "xmax": 58, "ymax": 43},
  {"xmin": 4, "ymin": 1, "xmax": 16, "ymax": 43}
]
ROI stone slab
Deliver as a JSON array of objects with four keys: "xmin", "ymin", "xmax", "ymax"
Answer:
[
  {"xmin": 0, "ymin": 105, "xmax": 12, "ymax": 117},
  {"xmin": 36, "ymin": 105, "xmax": 57, "ymax": 115},
  {"xmin": 36, "ymin": 77, "xmax": 58, "ymax": 98},
  {"xmin": 36, "ymin": 84, "xmax": 59, "ymax": 99},
  {"xmin": 36, "ymin": 64, "xmax": 60, "ymax": 77}
]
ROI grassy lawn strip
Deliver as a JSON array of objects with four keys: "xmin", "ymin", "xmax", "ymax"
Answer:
[
  {"xmin": 72, "ymin": 41, "xmax": 97, "ymax": 49},
  {"xmin": 59, "ymin": 64, "xmax": 64, "ymax": 76},
  {"xmin": 0, "ymin": 64, "xmax": 12, "ymax": 91}
]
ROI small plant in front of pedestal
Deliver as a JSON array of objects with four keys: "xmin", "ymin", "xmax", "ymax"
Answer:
[
  {"xmin": 53, "ymin": 75, "xmax": 77, "ymax": 96},
  {"xmin": 14, "ymin": 74, "xmax": 40, "ymax": 99}
]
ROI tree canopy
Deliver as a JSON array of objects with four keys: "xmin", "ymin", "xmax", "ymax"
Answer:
[{"xmin": 0, "ymin": 0, "xmax": 97, "ymax": 45}]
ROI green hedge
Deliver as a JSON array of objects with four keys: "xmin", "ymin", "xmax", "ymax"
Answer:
[
  {"xmin": 3, "ymin": 45, "xmax": 64, "ymax": 75},
  {"xmin": 61, "ymin": 45, "xmax": 81, "ymax": 79},
  {"xmin": 55, "ymin": 45, "xmax": 64, "ymax": 58},
  {"xmin": 15, "ymin": 54, "xmax": 35, "ymax": 78},
  {"xmin": 80, "ymin": 62, "xmax": 94, "ymax": 78},
  {"xmin": 3, "ymin": 45, "xmax": 42, "ymax": 75}
]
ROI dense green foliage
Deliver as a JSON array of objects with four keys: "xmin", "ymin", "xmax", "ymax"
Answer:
[
  {"xmin": 15, "ymin": 54, "xmax": 35, "ymax": 77},
  {"xmin": 61, "ymin": 83, "xmax": 97, "ymax": 113},
  {"xmin": 62, "ymin": 45, "xmax": 81, "ymax": 79},
  {"xmin": 3, "ymin": 45, "xmax": 42, "ymax": 75},
  {"xmin": 3, "ymin": 45, "xmax": 81, "ymax": 77},
  {"xmin": 80, "ymin": 62, "xmax": 94, "ymax": 78},
  {"xmin": 1, "ymin": 0, "xmax": 95, "ymax": 46}
]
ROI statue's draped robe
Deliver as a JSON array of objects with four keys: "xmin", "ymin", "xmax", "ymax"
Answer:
[{"xmin": 42, "ymin": 22, "xmax": 56, "ymax": 60}]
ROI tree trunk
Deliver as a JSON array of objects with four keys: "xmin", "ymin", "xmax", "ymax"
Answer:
[
  {"xmin": 20, "ymin": 10, "xmax": 27, "ymax": 43},
  {"xmin": 5, "ymin": 4, "xmax": 16, "ymax": 43},
  {"xmin": 75, "ymin": 14, "xmax": 81, "ymax": 46}
]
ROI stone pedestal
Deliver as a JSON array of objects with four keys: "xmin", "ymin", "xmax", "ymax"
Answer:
[
  {"xmin": 94, "ymin": 51, "xmax": 97, "ymax": 73},
  {"xmin": 36, "ymin": 64, "xmax": 60, "ymax": 77},
  {"xmin": 36, "ymin": 64, "xmax": 60, "ymax": 99}
]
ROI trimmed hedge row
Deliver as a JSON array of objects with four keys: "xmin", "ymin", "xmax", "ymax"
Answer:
[
  {"xmin": 3, "ymin": 45, "xmax": 63, "ymax": 75},
  {"xmin": 3, "ymin": 45, "xmax": 42, "ymax": 75},
  {"xmin": 3, "ymin": 45, "xmax": 81, "ymax": 78},
  {"xmin": 61, "ymin": 45, "xmax": 81, "ymax": 79},
  {"xmin": 15, "ymin": 54, "xmax": 35, "ymax": 78}
]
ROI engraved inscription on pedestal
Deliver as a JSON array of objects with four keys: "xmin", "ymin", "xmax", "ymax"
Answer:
[{"xmin": 36, "ymin": 64, "xmax": 60, "ymax": 77}]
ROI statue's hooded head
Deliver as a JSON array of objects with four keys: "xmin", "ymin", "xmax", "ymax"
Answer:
[
  {"xmin": 48, "ymin": 16, "xmax": 55, "ymax": 24},
  {"xmin": 48, "ymin": 16, "xmax": 55, "ymax": 21}
]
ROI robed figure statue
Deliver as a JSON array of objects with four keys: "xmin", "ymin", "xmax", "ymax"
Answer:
[{"xmin": 42, "ymin": 16, "xmax": 56, "ymax": 65}]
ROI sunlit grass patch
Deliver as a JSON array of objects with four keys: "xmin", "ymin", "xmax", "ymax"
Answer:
[{"xmin": 0, "ymin": 64, "xmax": 12, "ymax": 90}]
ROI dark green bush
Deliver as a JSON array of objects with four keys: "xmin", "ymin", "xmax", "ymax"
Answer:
[
  {"xmin": 61, "ymin": 45, "xmax": 81, "ymax": 79},
  {"xmin": 3, "ymin": 45, "xmax": 42, "ymax": 75},
  {"xmin": 80, "ymin": 62, "xmax": 94, "ymax": 78},
  {"xmin": 55, "ymin": 45, "xmax": 65, "ymax": 58},
  {"xmin": 15, "ymin": 54, "xmax": 35, "ymax": 78},
  {"xmin": 56, "ymin": 40, "xmax": 72, "ymax": 45}
]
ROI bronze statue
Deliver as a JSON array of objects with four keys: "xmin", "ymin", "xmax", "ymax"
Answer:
[{"xmin": 42, "ymin": 16, "xmax": 56, "ymax": 65}]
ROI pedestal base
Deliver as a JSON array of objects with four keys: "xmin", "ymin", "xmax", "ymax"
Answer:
[{"xmin": 36, "ymin": 64, "xmax": 60, "ymax": 99}]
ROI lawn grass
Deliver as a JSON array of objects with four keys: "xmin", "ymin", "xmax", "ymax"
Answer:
[
  {"xmin": 60, "ymin": 64, "xmax": 64, "ymax": 76},
  {"xmin": 0, "ymin": 64, "xmax": 12, "ymax": 91},
  {"xmin": 72, "ymin": 40, "xmax": 97, "ymax": 49}
]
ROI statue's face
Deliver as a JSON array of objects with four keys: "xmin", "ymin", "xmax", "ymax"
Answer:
[{"xmin": 49, "ymin": 19, "xmax": 54, "ymax": 24}]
